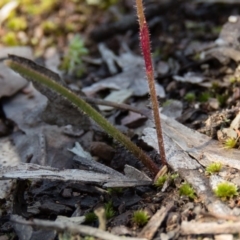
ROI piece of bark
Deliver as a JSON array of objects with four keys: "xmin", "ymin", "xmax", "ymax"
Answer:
[{"xmin": 0, "ymin": 162, "xmax": 151, "ymax": 187}]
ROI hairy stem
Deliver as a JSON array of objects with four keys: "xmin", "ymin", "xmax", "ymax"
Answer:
[{"xmin": 135, "ymin": 0, "xmax": 167, "ymax": 165}]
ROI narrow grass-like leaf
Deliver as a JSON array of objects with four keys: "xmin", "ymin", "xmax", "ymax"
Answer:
[{"xmin": 5, "ymin": 54, "xmax": 159, "ymax": 177}]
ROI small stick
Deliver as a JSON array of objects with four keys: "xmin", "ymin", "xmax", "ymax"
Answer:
[
  {"xmin": 181, "ymin": 220, "xmax": 240, "ymax": 235},
  {"xmin": 82, "ymin": 96, "xmax": 151, "ymax": 117}
]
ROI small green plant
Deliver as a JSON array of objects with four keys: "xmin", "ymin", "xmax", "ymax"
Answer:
[
  {"xmin": 214, "ymin": 182, "xmax": 238, "ymax": 199},
  {"xmin": 84, "ymin": 212, "xmax": 97, "ymax": 224},
  {"xmin": 184, "ymin": 92, "xmax": 196, "ymax": 102},
  {"xmin": 41, "ymin": 20, "xmax": 58, "ymax": 34},
  {"xmin": 198, "ymin": 92, "xmax": 211, "ymax": 102},
  {"xmin": 223, "ymin": 137, "xmax": 238, "ymax": 149},
  {"xmin": 23, "ymin": 0, "xmax": 58, "ymax": 15},
  {"xmin": 154, "ymin": 173, "xmax": 179, "ymax": 188},
  {"xmin": 132, "ymin": 210, "xmax": 149, "ymax": 226},
  {"xmin": 206, "ymin": 162, "xmax": 222, "ymax": 175},
  {"xmin": 2, "ymin": 32, "xmax": 19, "ymax": 46},
  {"xmin": 179, "ymin": 183, "xmax": 196, "ymax": 199},
  {"xmin": 7, "ymin": 17, "xmax": 27, "ymax": 31},
  {"xmin": 104, "ymin": 201, "xmax": 115, "ymax": 220},
  {"xmin": 60, "ymin": 34, "xmax": 88, "ymax": 77},
  {"xmin": 216, "ymin": 94, "xmax": 228, "ymax": 107},
  {"xmin": 170, "ymin": 173, "xmax": 179, "ymax": 180},
  {"xmin": 154, "ymin": 174, "xmax": 168, "ymax": 188}
]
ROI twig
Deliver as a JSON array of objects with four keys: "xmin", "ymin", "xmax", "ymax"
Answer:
[
  {"xmin": 82, "ymin": 96, "xmax": 150, "ymax": 117},
  {"xmin": 200, "ymin": 211, "xmax": 240, "ymax": 222},
  {"xmin": 181, "ymin": 221, "xmax": 240, "ymax": 235},
  {"xmin": 10, "ymin": 215, "xmax": 148, "ymax": 240}
]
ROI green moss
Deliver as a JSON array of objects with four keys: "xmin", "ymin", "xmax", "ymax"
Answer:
[
  {"xmin": 41, "ymin": 20, "xmax": 58, "ymax": 33},
  {"xmin": 154, "ymin": 172, "xmax": 179, "ymax": 189},
  {"xmin": 170, "ymin": 173, "xmax": 179, "ymax": 180},
  {"xmin": 23, "ymin": 0, "xmax": 58, "ymax": 15},
  {"xmin": 179, "ymin": 183, "xmax": 196, "ymax": 199},
  {"xmin": 216, "ymin": 94, "xmax": 228, "ymax": 107},
  {"xmin": 206, "ymin": 162, "xmax": 222, "ymax": 175},
  {"xmin": 104, "ymin": 201, "xmax": 115, "ymax": 219},
  {"xmin": 198, "ymin": 92, "xmax": 211, "ymax": 102},
  {"xmin": 224, "ymin": 137, "xmax": 238, "ymax": 149},
  {"xmin": 214, "ymin": 182, "xmax": 238, "ymax": 199},
  {"xmin": 184, "ymin": 92, "xmax": 196, "ymax": 102},
  {"xmin": 2, "ymin": 32, "xmax": 19, "ymax": 46},
  {"xmin": 154, "ymin": 174, "xmax": 168, "ymax": 188},
  {"xmin": 84, "ymin": 212, "xmax": 97, "ymax": 224},
  {"xmin": 7, "ymin": 17, "xmax": 27, "ymax": 31},
  {"xmin": 132, "ymin": 210, "xmax": 149, "ymax": 226}
]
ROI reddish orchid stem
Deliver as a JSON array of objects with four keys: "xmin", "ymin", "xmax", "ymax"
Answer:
[{"xmin": 136, "ymin": 0, "xmax": 167, "ymax": 166}]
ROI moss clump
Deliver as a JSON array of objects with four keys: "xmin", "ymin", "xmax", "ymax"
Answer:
[
  {"xmin": 214, "ymin": 182, "xmax": 238, "ymax": 199},
  {"xmin": 2, "ymin": 32, "xmax": 19, "ymax": 46},
  {"xmin": 132, "ymin": 210, "xmax": 149, "ymax": 226},
  {"xmin": 198, "ymin": 92, "xmax": 211, "ymax": 102},
  {"xmin": 104, "ymin": 201, "xmax": 115, "ymax": 220},
  {"xmin": 154, "ymin": 174, "xmax": 168, "ymax": 188},
  {"xmin": 179, "ymin": 183, "xmax": 196, "ymax": 199},
  {"xmin": 206, "ymin": 162, "xmax": 222, "ymax": 175},
  {"xmin": 184, "ymin": 92, "xmax": 196, "ymax": 102},
  {"xmin": 22, "ymin": 0, "xmax": 58, "ymax": 15},
  {"xmin": 41, "ymin": 20, "xmax": 58, "ymax": 34},
  {"xmin": 223, "ymin": 137, "xmax": 238, "ymax": 149},
  {"xmin": 7, "ymin": 17, "xmax": 27, "ymax": 31},
  {"xmin": 84, "ymin": 212, "xmax": 97, "ymax": 224},
  {"xmin": 154, "ymin": 173, "xmax": 179, "ymax": 189}
]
